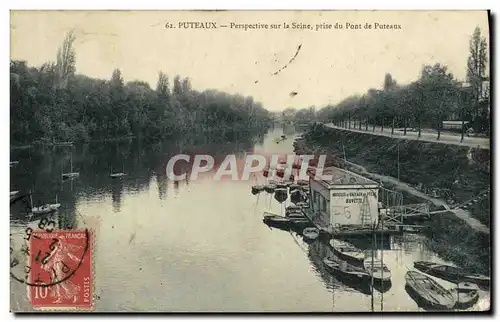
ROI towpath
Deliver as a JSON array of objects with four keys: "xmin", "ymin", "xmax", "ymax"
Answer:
[
  {"xmin": 346, "ymin": 161, "xmax": 490, "ymax": 234},
  {"xmin": 325, "ymin": 123, "xmax": 490, "ymax": 150}
]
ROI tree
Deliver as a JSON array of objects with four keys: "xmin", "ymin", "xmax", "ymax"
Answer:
[{"xmin": 466, "ymin": 26, "xmax": 488, "ymax": 129}]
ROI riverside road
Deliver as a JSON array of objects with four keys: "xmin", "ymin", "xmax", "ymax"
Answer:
[{"xmin": 326, "ymin": 123, "xmax": 490, "ymax": 150}]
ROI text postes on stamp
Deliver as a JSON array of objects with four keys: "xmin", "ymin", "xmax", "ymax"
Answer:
[{"xmin": 28, "ymin": 229, "xmax": 93, "ymax": 310}]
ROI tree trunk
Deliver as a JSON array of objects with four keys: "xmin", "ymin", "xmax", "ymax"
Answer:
[
  {"xmin": 365, "ymin": 119, "xmax": 368, "ymax": 131},
  {"xmin": 391, "ymin": 117, "xmax": 395, "ymax": 135},
  {"xmin": 437, "ymin": 114, "xmax": 441, "ymax": 140},
  {"xmin": 403, "ymin": 118, "xmax": 407, "ymax": 135}
]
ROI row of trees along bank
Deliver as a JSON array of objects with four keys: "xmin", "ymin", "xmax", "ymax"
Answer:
[
  {"xmin": 311, "ymin": 27, "xmax": 489, "ymax": 135},
  {"xmin": 10, "ymin": 31, "xmax": 272, "ymax": 147}
]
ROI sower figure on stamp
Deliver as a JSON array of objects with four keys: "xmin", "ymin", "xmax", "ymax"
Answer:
[{"xmin": 41, "ymin": 239, "xmax": 83, "ymax": 304}]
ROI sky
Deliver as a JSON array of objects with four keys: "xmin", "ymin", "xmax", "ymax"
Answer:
[{"xmin": 10, "ymin": 11, "xmax": 489, "ymax": 111}]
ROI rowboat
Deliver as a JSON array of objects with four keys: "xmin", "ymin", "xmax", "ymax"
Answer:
[
  {"xmin": 364, "ymin": 258, "xmax": 391, "ymax": 282},
  {"xmin": 285, "ymin": 205, "xmax": 301, "ymax": 213},
  {"xmin": 330, "ymin": 239, "xmax": 365, "ymax": 263},
  {"xmin": 453, "ymin": 282, "xmax": 480, "ymax": 309},
  {"xmin": 262, "ymin": 213, "xmax": 310, "ymax": 230},
  {"xmin": 264, "ymin": 184, "xmax": 276, "ymax": 193},
  {"xmin": 405, "ymin": 271, "xmax": 456, "ymax": 310},
  {"xmin": 274, "ymin": 188, "xmax": 288, "ymax": 203},
  {"xmin": 297, "ymin": 180, "xmax": 309, "ymax": 186},
  {"xmin": 323, "ymin": 256, "xmax": 372, "ymax": 295},
  {"xmin": 302, "ymin": 227, "xmax": 320, "ymax": 240},
  {"xmin": 110, "ymin": 172, "xmax": 127, "ymax": 178},
  {"xmin": 414, "ymin": 261, "xmax": 490, "ymax": 287},
  {"xmin": 62, "ymin": 152, "xmax": 79, "ymax": 180},
  {"xmin": 286, "ymin": 211, "xmax": 305, "ymax": 219},
  {"xmin": 290, "ymin": 189, "xmax": 303, "ymax": 204},
  {"xmin": 295, "ymin": 201, "xmax": 309, "ymax": 208},
  {"xmin": 110, "ymin": 165, "xmax": 128, "ymax": 179}
]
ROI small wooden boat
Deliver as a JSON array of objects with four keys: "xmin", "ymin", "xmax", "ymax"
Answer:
[
  {"xmin": 264, "ymin": 184, "xmax": 276, "ymax": 193},
  {"xmin": 330, "ymin": 239, "xmax": 365, "ymax": 263},
  {"xmin": 405, "ymin": 271, "xmax": 456, "ymax": 310},
  {"xmin": 323, "ymin": 257, "xmax": 370, "ymax": 281},
  {"xmin": 285, "ymin": 205, "xmax": 301, "ymax": 214},
  {"xmin": 32, "ymin": 205, "xmax": 54, "ymax": 215},
  {"xmin": 251, "ymin": 185, "xmax": 265, "ymax": 195},
  {"xmin": 303, "ymin": 227, "xmax": 320, "ymax": 240},
  {"xmin": 275, "ymin": 182, "xmax": 287, "ymax": 189},
  {"xmin": 290, "ymin": 189, "xmax": 304, "ymax": 204},
  {"xmin": 54, "ymin": 141, "xmax": 74, "ymax": 146},
  {"xmin": 29, "ymin": 191, "xmax": 55, "ymax": 215},
  {"xmin": 110, "ymin": 172, "xmax": 127, "ymax": 178},
  {"xmin": 62, "ymin": 152, "xmax": 79, "ymax": 180},
  {"xmin": 263, "ymin": 213, "xmax": 310, "ymax": 229},
  {"xmin": 323, "ymin": 256, "xmax": 372, "ymax": 295},
  {"xmin": 453, "ymin": 282, "xmax": 480, "ymax": 309},
  {"xmin": 10, "ymin": 191, "xmax": 19, "ymax": 202},
  {"xmin": 297, "ymin": 180, "xmax": 309, "ymax": 186},
  {"xmin": 296, "ymin": 201, "xmax": 309, "ymax": 208},
  {"xmin": 285, "ymin": 211, "xmax": 305, "ymax": 219},
  {"xmin": 414, "ymin": 261, "xmax": 490, "ymax": 287},
  {"xmin": 110, "ymin": 166, "xmax": 128, "ymax": 179},
  {"xmin": 48, "ymin": 194, "xmax": 61, "ymax": 211},
  {"xmin": 364, "ymin": 258, "xmax": 391, "ymax": 282}
]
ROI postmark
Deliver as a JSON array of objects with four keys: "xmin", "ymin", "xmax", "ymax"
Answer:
[{"xmin": 10, "ymin": 193, "xmax": 94, "ymax": 311}]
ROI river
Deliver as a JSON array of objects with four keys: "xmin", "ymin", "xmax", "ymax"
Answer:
[{"xmin": 9, "ymin": 125, "xmax": 490, "ymax": 312}]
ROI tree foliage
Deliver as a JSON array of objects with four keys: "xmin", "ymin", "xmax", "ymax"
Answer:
[
  {"xmin": 318, "ymin": 27, "xmax": 490, "ymax": 133},
  {"xmin": 318, "ymin": 64, "xmax": 472, "ymax": 130}
]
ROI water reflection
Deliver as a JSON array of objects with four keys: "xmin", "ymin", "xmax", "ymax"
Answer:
[{"xmin": 10, "ymin": 126, "xmax": 489, "ymax": 312}]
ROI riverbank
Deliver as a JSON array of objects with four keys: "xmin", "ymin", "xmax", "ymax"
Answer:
[{"xmin": 294, "ymin": 123, "xmax": 491, "ymax": 274}]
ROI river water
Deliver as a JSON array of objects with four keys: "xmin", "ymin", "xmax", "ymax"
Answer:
[{"xmin": 9, "ymin": 125, "xmax": 490, "ymax": 312}]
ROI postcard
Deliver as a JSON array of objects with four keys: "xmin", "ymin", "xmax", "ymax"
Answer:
[{"xmin": 9, "ymin": 10, "xmax": 491, "ymax": 312}]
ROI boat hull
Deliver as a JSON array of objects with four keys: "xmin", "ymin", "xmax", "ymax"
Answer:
[
  {"xmin": 405, "ymin": 271, "xmax": 455, "ymax": 310},
  {"xmin": 330, "ymin": 240, "xmax": 365, "ymax": 264},
  {"xmin": 323, "ymin": 257, "xmax": 372, "ymax": 295},
  {"xmin": 414, "ymin": 261, "xmax": 490, "ymax": 288}
]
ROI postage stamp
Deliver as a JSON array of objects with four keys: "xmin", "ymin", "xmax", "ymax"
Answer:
[{"xmin": 27, "ymin": 229, "xmax": 93, "ymax": 310}]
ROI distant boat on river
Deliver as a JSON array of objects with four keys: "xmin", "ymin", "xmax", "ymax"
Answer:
[
  {"xmin": 330, "ymin": 239, "xmax": 365, "ymax": 264},
  {"xmin": 30, "ymin": 190, "xmax": 57, "ymax": 215}
]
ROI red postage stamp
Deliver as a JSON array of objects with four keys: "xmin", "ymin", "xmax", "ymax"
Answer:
[{"xmin": 28, "ymin": 229, "xmax": 93, "ymax": 310}]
